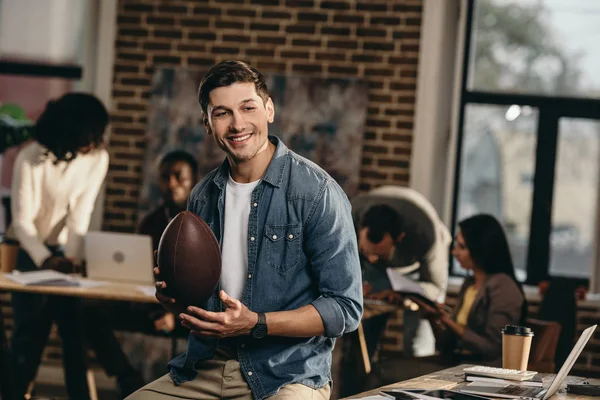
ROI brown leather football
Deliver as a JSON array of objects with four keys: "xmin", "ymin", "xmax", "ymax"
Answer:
[{"xmin": 157, "ymin": 211, "xmax": 221, "ymax": 313}]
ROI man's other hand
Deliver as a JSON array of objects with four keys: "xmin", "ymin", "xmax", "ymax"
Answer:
[{"xmin": 180, "ymin": 290, "xmax": 259, "ymax": 338}]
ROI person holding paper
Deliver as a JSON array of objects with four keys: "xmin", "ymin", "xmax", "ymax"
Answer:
[
  {"xmin": 352, "ymin": 186, "xmax": 451, "ymax": 359},
  {"xmin": 7, "ymin": 93, "xmax": 110, "ymax": 399}
]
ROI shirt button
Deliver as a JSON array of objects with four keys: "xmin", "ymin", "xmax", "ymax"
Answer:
[
  {"xmin": 250, "ymin": 236, "xmax": 255, "ymax": 241},
  {"xmin": 248, "ymin": 371, "xmax": 253, "ymax": 376},
  {"xmin": 272, "ymin": 235, "xmax": 277, "ymax": 240},
  {"xmin": 248, "ymin": 274, "xmax": 252, "ymax": 279},
  {"xmin": 253, "ymin": 202, "xmax": 258, "ymax": 207},
  {"xmin": 288, "ymin": 234, "xmax": 294, "ymax": 239}
]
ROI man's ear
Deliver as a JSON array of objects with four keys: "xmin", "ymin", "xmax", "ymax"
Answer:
[
  {"xmin": 203, "ymin": 116, "xmax": 212, "ymax": 136},
  {"xmin": 266, "ymin": 97, "xmax": 275, "ymax": 123}
]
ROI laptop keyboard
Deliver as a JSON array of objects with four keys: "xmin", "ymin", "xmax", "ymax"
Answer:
[{"xmin": 498, "ymin": 386, "xmax": 544, "ymax": 397}]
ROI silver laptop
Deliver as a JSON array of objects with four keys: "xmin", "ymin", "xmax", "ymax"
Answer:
[
  {"xmin": 84, "ymin": 231, "xmax": 154, "ymax": 285},
  {"xmin": 460, "ymin": 324, "xmax": 597, "ymax": 400}
]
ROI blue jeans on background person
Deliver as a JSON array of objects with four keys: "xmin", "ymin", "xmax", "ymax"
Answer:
[{"xmin": 10, "ymin": 247, "xmax": 90, "ymax": 400}]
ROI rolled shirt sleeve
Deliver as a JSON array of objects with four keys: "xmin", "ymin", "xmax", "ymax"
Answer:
[{"xmin": 305, "ymin": 180, "xmax": 363, "ymax": 338}]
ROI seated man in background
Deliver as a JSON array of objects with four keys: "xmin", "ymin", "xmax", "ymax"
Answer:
[
  {"xmin": 351, "ymin": 186, "xmax": 451, "ymax": 360},
  {"xmin": 138, "ymin": 150, "xmax": 198, "ymax": 250}
]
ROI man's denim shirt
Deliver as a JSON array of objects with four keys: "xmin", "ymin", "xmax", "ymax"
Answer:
[{"xmin": 167, "ymin": 136, "xmax": 363, "ymax": 399}]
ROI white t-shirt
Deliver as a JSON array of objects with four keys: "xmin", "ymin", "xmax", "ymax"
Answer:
[{"xmin": 220, "ymin": 175, "xmax": 260, "ymax": 301}]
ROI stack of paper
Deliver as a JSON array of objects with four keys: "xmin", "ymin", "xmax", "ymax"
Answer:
[{"xmin": 5, "ymin": 270, "xmax": 79, "ymax": 286}]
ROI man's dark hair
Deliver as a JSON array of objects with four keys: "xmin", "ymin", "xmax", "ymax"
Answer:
[
  {"xmin": 360, "ymin": 204, "xmax": 405, "ymax": 244},
  {"xmin": 159, "ymin": 150, "xmax": 199, "ymax": 178},
  {"xmin": 197, "ymin": 60, "xmax": 270, "ymax": 119},
  {"xmin": 35, "ymin": 93, "xmax": 108, "ymax": 162}
]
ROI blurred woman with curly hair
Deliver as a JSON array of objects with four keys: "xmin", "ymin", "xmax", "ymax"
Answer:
[{"xmin": 8, "ymin": 92, "xmax": 109, "ymax": 399}]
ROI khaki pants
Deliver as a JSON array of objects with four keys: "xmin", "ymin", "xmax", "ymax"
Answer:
[{"xmin": 125, "ymin": 348, "xmax": 330, "ymax": 400}]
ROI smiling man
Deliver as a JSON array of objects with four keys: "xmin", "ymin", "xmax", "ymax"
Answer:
[{"xmin": 126, "ymin": 61, "xmax": 363, "ymax": 400}]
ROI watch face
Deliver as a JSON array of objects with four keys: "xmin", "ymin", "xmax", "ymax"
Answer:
[{"xmin": 253, "ymin": 324, "xmax": 267, "ymax": 339}]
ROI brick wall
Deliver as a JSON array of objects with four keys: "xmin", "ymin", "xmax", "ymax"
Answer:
[{"xmin": 105, "ymin": 0, "xmax": 423, "ymax": 232}]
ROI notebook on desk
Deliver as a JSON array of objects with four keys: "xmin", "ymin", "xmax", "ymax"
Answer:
[
  {"xmin": 459, "ymin": 324, "xmax": 597, "ymax": 400},
  {"xmin": 85, "ymin": 231, "xmax": 154, "ymax": 286}
]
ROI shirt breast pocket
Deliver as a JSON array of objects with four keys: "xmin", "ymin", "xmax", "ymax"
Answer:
[{"xmin": 264, "ymin": 224, "xmax": 302, "ymax": 274}]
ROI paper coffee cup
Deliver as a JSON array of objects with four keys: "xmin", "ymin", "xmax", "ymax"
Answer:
[{"xmin": 502, "ymin": 325, "xmax": 534, "ymax": 371}]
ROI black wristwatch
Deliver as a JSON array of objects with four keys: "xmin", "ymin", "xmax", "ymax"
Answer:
[{"xmin": 251, "ymin": 312, "xmax": 268, "ymax": 339}]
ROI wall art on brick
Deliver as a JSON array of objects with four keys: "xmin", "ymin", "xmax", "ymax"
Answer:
[{"xmin": 139, "ymin": 67, "xmax": 368, "ymax": 218}]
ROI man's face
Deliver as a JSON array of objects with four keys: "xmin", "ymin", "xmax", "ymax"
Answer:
[
  {"xmin": 204, "ymin": 82, "xmax": 274, "ymax": 164},
  {"xmin": 159, "ymin": 161, "xmax": 194, "ymax": 208},
  {"xmin": 359, "ymin": 227, "xmax": 397, "ymax": 265}
]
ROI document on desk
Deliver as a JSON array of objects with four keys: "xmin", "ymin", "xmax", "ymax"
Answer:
[
  {"xmin": 5, "ymin": 270, "xmax": 79, "ymax": 286},
  {"xmin": 137, "ymin": 285, "xmax": 157, "ymax": 297},
  {"xmin": 73, "ymin": 279, "xmax": 109, "ymax": 289}
]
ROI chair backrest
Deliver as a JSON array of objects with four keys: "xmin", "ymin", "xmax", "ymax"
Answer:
[
  {"xmin": 527, "ymin": 318, "xmax": 561, "ymax": 373},
  {"xmin": 537, "ymin": 278, "xmax": 578, "ymax": 371}
]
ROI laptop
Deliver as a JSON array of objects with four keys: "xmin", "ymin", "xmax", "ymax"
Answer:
[
  {"xmin": 459, "ymin": 324, "xmax": 597, "ymax": 400},
  {"xmin": 84, "ymin": 231, "xmax": 154, "ymax": 285}
]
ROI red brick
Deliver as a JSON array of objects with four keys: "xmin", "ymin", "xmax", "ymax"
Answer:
[
  {"xmin": 245, "ymin": 48, "xmax": 276, "ymax": 57},
  {"xmin": 286, "ymin": 25, "xmax": 316, "ymax": 34},
  {"xmin": 328, "ymin": 65, "xmax": 358, "ymax": 75},
  {"xmin": 223, "ymin": 34, "xmax": 252, "ymax": 43},
  {"xmin": 333, "ymin": 14, "xmax": 364, "ymax": 24},
  {"xmin": 146, "ymin": 16, "xmax": 175, "ymax": 25},
  {"xmin": 357, "ymin": 28, "xmax": 387, "ymax": 38},
  {"xmin": 292, "ymin": 38, "xmax": 321, "ymax": 47},
  {"xmin": 154, "ymin": 30, "xmax": 183, "ymax": 39},
  {"xmin": 321, "ymin": 1, "xmax": 351, "ymax": 10},
  {"xmin": 352, "ymin": 54, "xmax": 383, "ymax": 63},
  {"xmin": 320, "ymin": 26, "xmax": 351, "ymax": 36},
  {"xmin": 181, "ymin": 18, "xmax": 210, "ymax": 28},
  {"xmin": 280, "ymin": 50, "xmax": 310, "ymax": 59},
  {"xmin": 143, "ymin": 42, "xmax": 171, "ymax": 51},
  {"xmin": 157, "ymin": 4, "xmax": 188, "ymax": 14},
  {"xmin": 378, "ymin": 159, "xmax": 409, "ymax": 168},
  {"xmin": 123, "ymin": 3, "xmax": 152, "ymax": 12},
  {"xmin": 211, "ymin": 46, "xmax": 239, "ymax": 55},
  {"xmin": 250, "ymin": 22, "xmax": 280, "ymax": 32},
  {"xmin": 315, "ymin": 52, "xmax": 346, "ymax": 62},
  {"xmin": 251, "ymin": 0, "xmax": 282, "ymax": 4},
  {"xmin": 257, "ymin": 35, "xmax": 287, "ymax": 45},
  {"xmin": 285, "ymin": 0, "xmax": 315, "ymax": 7},
  {"xmin": 227, "ymin": 9, "xmax": 256, "ymax": 17},
  {"xmin": 262, "ymin": 11, "xmax": 292, "ymax": 19},
  {"xmin": 192, "ymin": 6, "xmax": 221, "ymax": 15},
  {"xmin": 152, "ymin": 55, "xmax": 181, "ymax": 64},
  {"xmin": 357, "ymin": 2, "xmax": 388, "ymax": 12},
  {"xmin": 370, "ymin": 16, "xmax": 402, "ymax": 25},
  {"xmin": 118, "ymin": 28, "xmax": 148, "ymax": 37},
  {"xmin": 364, "ymin": 41, "xmax": 395, "ymax": 51},
  {"xmin": 297, "ymin": 12, "xmax": 328, "ymax": 22},
  {"xmin": 327, "ymin": 40, "xmax": 358, "ymax": 49},
  {"xmin": 292, "ymin": 64, "xmax": 323, "ymax": 73},
  {"xmin": 188, "ymin": 57, "xmax": 215, "ymax": 66},
  {"xmin": 188, "ymin": 31, "xmax": 217, "ymax": 41}
]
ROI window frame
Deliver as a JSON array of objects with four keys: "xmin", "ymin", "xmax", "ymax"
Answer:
[{"xmin": 450, "ymin": 0, "xmax": 600, "ymax": 286}]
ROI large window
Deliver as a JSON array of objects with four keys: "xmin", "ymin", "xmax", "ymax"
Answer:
[{"xmin": 452, "ymin": 0, "xmax": 600, "ymax": 284}]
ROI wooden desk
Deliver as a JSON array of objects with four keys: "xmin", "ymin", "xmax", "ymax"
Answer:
[
  {"xmin": 0, "ymin": 274, "xmax": 159, "ymax": 400},
  {"xmin": 0, "ymin": 274, "xmax": 159, "ymax": 303},
  {"xmin": 343, "ymin": 364, "xmax": 599, "ymax": 400}
]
